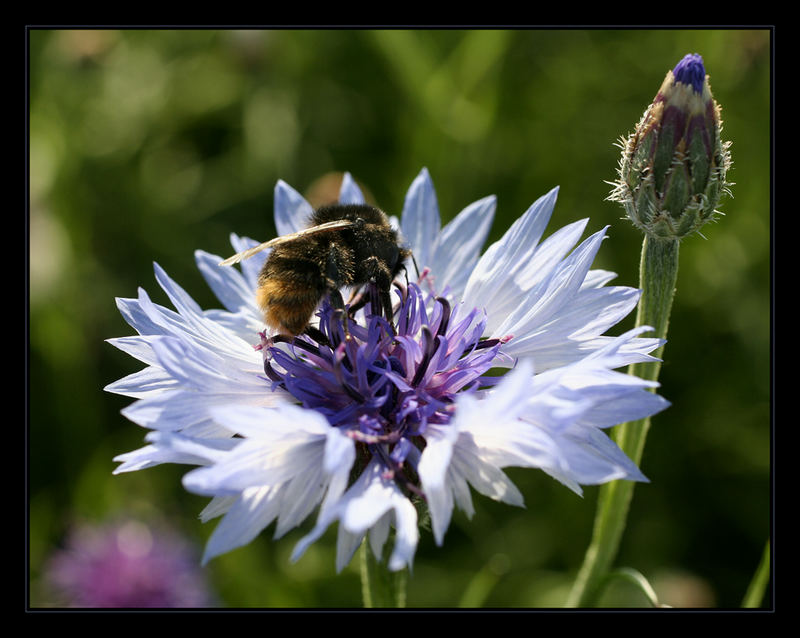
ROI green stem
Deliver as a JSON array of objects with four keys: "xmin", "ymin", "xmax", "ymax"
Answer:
[
  {"xmin": 360, "ymin": 540, "xmax": 407, "ymax": 608},
  {"xmin": 566, "ymin": 236, "xmax": 679, "ymax": 608},
  {"xmin": 741, "ymin": 540, "xmax": 770, "ymax": 608},
  {"xmin": 604, "ymin": 567, "xmax": 664, "ymax": 608}
]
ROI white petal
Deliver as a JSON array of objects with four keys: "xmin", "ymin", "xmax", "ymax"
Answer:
[
  {"xmin": 182, "ymin": 424, "xmax": 325, "ymax": 495},
  {"xmin": 417, "ymin": 425, "xmax": 457, "ymax": 545},
  {"xmin": 292, "ymin": 460, "xmax": 418, "ymax": 572},
  {"xmin": 209, "ymin": 403, "xmax": 331, "ymax": 440}
]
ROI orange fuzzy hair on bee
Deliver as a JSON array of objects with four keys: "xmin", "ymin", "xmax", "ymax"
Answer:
[{"xmin": 255, "ymin": 273, "xmax": 326, "ymax": 336}]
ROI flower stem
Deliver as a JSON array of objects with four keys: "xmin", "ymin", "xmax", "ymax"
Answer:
[
  {"xmin": 604, "ymin": 567, "xmax": 665, "ymax": 607},
  {"xmin": 741, "ymin": 540, "xmax": 770, "ymax": 608},
  {"xmin": 566, "ymin": 236, "xmax": 679, "ymax": 607},
  {"xmin": 360, "ymin": 540, "xmax": 407, "ymax": 608}
]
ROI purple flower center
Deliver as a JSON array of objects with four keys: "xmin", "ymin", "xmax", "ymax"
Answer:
[
  {"xmin": 672, "ymin": 53, "xmax": 706, "ymax": 93},
  {"xmin": 259, "ymin": 283, "xmax": 510, "ymax": 484}
]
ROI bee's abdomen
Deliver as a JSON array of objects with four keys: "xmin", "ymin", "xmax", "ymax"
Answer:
[
  {"xmin": 256, "ymin": 248, "xmax": 328, "ymax": 336},
  {"xmin": 256, "ymin": 275, "xmax": 323, "ymax": 336}
]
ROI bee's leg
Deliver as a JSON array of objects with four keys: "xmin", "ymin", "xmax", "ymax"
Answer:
[
  {"xmin": 380, "ymin": 288, "xmax": 396, "ymax": 334},
  {"xmin": 322, "ymin": 245, "xmax": 354, "ymax": 340},
  {"xmin": 302, "ymin": 325, "xmax": 330, "ymax": 347},
  {"xmin": 358, "ymin": 256, "xmax": 395, "ymax": 331},
  {"xmin": 327, "ymin": 288, "xmax": 352, "ymax": 341},
  {"xmin": 346, "ymin": 287, "xmax": 370, "ymax": 315}
]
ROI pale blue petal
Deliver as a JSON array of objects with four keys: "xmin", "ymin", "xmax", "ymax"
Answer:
[
  {"xmin": 417, "ymin": 425, "xmax": 457, "ymax": 545},
  {"xmin": 274, "ymin": 179, "xmax": 313, "ymax": 236},
  {"xmin": 292, "ymin": 460, "xmax": 418, "ymax": 572},
  {"xmin": 462, "ymin": 187, "xmax": 559, "ymax": 322},
  {"xmin": 448, "ymin": 469, "xmax": 475, "ymax": 518},
  {"xmin": 386, "ymin": 493, "xmax": 419, "ymax": 572},
  {"xmin": 338, "ymin": 172, "xmax": 366, "ymax": 204},
  {"xmin": 114, "ymin": 295, "xmax": 180, "ymax": 338},
  {"xmin": 318, "ymin": 427, "xmax": 357, "ymax": 517},
  {"xmin": 497, "ymin": 286, "xmax": 640, "ymax": 365},
  {"xmin": 202, "ymin": 486, "xmax": 282, "ymax": 565},
  {"xmin": 195, "ymin": 249, "xmax": 258, "ymax": 315},
  {"xmin": 198, "ymin": 495, "xmax": 237, "ymax": 522},
  {"xmin": 134, "ymin": 286, "xmax": 196, "ymax": 339},
  {"xmin": 368, "ymin": 511, "xmax": 392, "ymax": 563},
  {"xmin": 575, "ymin": 390, "xmax": 670, "ymax": 429},
  {"xmin": 401, "ymin": 167, "xmax": 440, "ymax": 270},
  {"xmin": 274, "ymin": 467, "xmax": 330, "ymax": 538},
  {"xmin": 336, "ymin": 527, "xmax": 367, "ymax": 573},
  {"xmin": 208, "ymin": 403, "xmax": 331, "ymax": 440},
  {"xmin": 580, "ymin": 325, "xmax": 663, "ymax": 367},
  {"xmin": 228, "ymin": 234, "xmax": 266, "ymax": 290},
  {"xmin": 153, "ymin": 262, "xmax": 204, "ymax": 316},
  {"xmin": 550, "ymin": 424, "xmax": 649, "ymax": 485},
  {"xmin": 153, "ymin": 263, "xmax": 255, "ymax": 359},
  {"xmin": 112, "ymin": 445, "xmax": 168, "ymax": 474},
  {"xmin": 121, "ymin": 389, "xmax": 209, "ymax": 431},
  {"xmin": 448, "ymin": 354, "xmax": 659, "ymax": 497},
  {"xmin": 449, "ymin": 437, "xmax": 525, "ymax": 507},
  {"xmin": 103, "ymin": 365, "xmax": 178, "ymax": 398},
  {"xmin": 112, "ymin": 429, "xmax": 235, "ymax": 474},
  {"xmin": 106, "ymin": 335, "xmax": 163, "ymax": 367},
  {"xmin": 149, "ymin": 336, "xmax": 264, "ymax": 393},
  {"xmin": 581, "ymin": 269, "xmax": 619, "ymax": 289},
  {"xmin": 202, "ymin": 308, "xmax": 264, "ymax": 345},
  {"xmin": 145, "ymin": 430, "xmax": 236, "ymax": 463},
  {"xmin": 120, "ymin": 371, "xmax": 284, "ymax": 433},
  {"xmin": 492, "ymin": 226, "xmax": 605, "ymax": 339},
  {"xmin": 578, "ymin": 336, "xmax": 664, "ymax": 367},
  {"xmin": 555, "ymin": 286, "xmax": 641, "ymax": 340},
  {"xmin": 183, "ymin": 430, "xmax": 324, "ymax": 496},
  {"xmin": 516, "ymin": 218, "xmax": 590, "ymax": 290},
  {"xmin": 427, "ymin": 195, "xmax": 496, "ymax": 300}
]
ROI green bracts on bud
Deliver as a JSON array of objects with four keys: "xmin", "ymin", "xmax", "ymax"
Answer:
[{"xmin": 610, "ymin": 53, "xmax": 732, "ymax": 240}]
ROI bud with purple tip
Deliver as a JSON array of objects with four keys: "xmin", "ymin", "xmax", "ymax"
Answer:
[{"xmin": 610, "ymin": 53, "xmax": 732, "ymax": 239}]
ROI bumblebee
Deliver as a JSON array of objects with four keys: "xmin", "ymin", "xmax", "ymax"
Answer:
[{"xmin": 220, "ymin": 203, "xmax": 412, "ymax": 337}]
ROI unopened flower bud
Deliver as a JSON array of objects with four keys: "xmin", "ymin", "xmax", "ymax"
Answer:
[{"xmin": 610, "ymin": 53, "xmax": 732, "ymax": 239}]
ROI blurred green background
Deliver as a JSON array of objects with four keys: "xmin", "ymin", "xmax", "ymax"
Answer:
[{"xmin": 28, "ymin": 28, "xmax": 771, "ymax": 608}]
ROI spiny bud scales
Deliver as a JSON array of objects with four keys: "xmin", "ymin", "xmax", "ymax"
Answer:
[{"xmin": 610, "ymin": 53, "xmax": 732, "ymax": 239}]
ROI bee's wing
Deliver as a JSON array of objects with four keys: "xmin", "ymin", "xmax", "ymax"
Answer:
[{"xmin": 218, "ymin": 220, "xmax": 355, "ymax": 266}]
